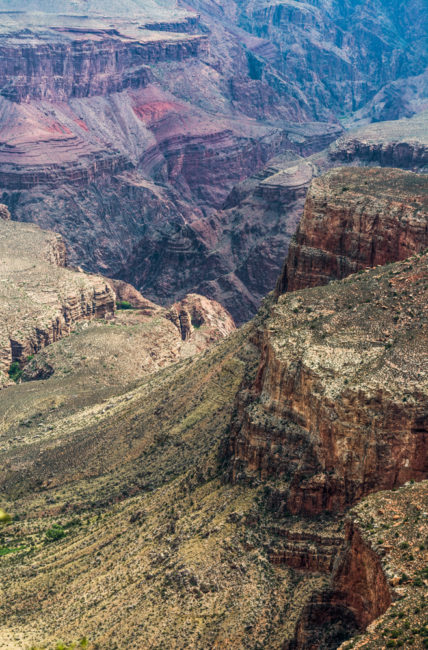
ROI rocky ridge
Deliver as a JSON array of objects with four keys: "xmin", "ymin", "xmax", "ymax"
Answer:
[
  {"xmin": 330, "ymin": 111, "xmax": 428, "ymax": 170},
  {"xmin": 229, "ymin": 250, "xmax": 428, "ymax": 514},
  {"xmin": 0, "ymin": 217, "xmax": 115, "ymax": 387},
  {"xmin": 0, "ymin": 215, "xmax": 235, "ymax": 390}
]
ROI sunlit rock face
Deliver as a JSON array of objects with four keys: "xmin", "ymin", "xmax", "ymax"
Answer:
[
  {"xmin": 228, "ymin": 250, "xmax": 428, "ymax": 516},
  {"xmin": 228, "ymin": 168, "xmax": 428, "ymax": 516}
]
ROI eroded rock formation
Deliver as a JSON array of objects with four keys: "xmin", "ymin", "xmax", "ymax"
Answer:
[
  {"xmin": 105, "ymin": 278, "xmax": 160, "ymax": 314},
  {"xmin": 2, "ymin": 3, "xmax": 426, "ymax": 320},
  {"xmin": 0, "ymin": 219, "xmax": 115, "ymax": 387},
  {"xmin": 166, "ymin": 293, "xmax": 235, "ymax": 341},
  {"xmin": 330, "ymin": 111, "xmax": 428, "ymax": 170},
  {"xmin": 277, "ymin": 167, "xmax": 428, "ymax": 294},
  {"xmin": 229, "ymin": 251, "xmax": 428, "ymax": 515},
  {"xmin": 0, "ymin": 203, "xmax": 10, "ymax": 220}
]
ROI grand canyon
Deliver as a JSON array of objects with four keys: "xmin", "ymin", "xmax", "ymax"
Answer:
[{"xmin": 0, "ymin": 1, "xmax": 427, "ymax": 649}]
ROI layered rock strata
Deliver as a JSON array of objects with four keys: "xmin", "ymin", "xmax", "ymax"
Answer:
[
  {"xmin": 291, "ymin": 480, "xmax": 428, "ymax": 649},
  {"xmin": 0, "ymin": 5, "xmax": 343, "ymax": 322},
  {"xmin": 0, "ymin": 34, "xmax": 205, "ymax": 103},
  {"xmin": 330, "ymin": 111, "xmax": 428, "ymax": 170},
  {"xmin": 192, "ymin": 0, "xmax": 428, "ymax": 122},
  {"xmin": 277, "ymin": 167, "xmax": 428, "ymax": 294},
  {"xmin": 229, "ymin": 251, "xmax": 428, "ymax": 515},
  {"xmin": 0, "ymin": 215, "xmax": 235, "ymax": 389},
  {"xmin": 0, "ymin": 218, "xmax": 115, "ymax": 387}
]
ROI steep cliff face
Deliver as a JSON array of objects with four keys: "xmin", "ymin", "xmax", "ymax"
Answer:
[
  {"xmin": 291, "ymin": 480, "xmax": 428, "ymax": 649},
  {"xmin": 0, "ymin": 219, "xmax": 115, "ymax": 387},
  {"xmin": 229, "ymin": 251, "xmax": 428, "ymax": 515},
  {"xmin": 123, "ymin": 153, "xmax": 324, "ymax": 323},
  {"xmin": 330, "ymin": 521, "xmax": 392, "ymax": 630},
  {"xmin": 0, "ymin": 33, "xmax": 206, "ymax": 103},
  {"xmin": 336, "ymin": 480, "xmax": 428, "ymax": 649},
  {"xmin": 278, "ymin": 168, "xmax": 428, "ymax": 294}
]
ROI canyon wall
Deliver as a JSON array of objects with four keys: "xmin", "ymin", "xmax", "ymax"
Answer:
[
  {"xmin": 330, "ymin": 111, "xmax": 428, "ymax": 169},
  {"xmin": 2, "ymin": 2, "xmax": 426, "ymax": 322},
  {"xmin": 0, "ymin": 12, "xmax": 342, "ymax": 322},
  {"xmin": 228, "ymin": 228, "xmax": 427, "ymax": 516},
  {"xmin": 224, "ymin": 166, "xmax": 427, "ymax": 645},
  {"xmin": 0, "ymin": 33, "xmax": 206, "ymax": 103},
  {"xmin": 193, "ymin": 0, "xmax": 428, "ymax": 122},
  {"xmin": 0, "ymin": 213, "xmax": 236, "ymax": 389},
  {"xmin": 277, "ymin": 167, "xmax": 428, "ymax": 294}
]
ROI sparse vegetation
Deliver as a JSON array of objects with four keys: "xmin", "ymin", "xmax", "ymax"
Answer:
[
  {"xmin": 0, "ymin": 242, "xmax": 426, "ymax": 649},
  {"xmin": 8, "ymin": 360, "xmax": 22, "ymax": 382},
  {"xmin": 116, "ymin": 300, "xmax": 133, "ymax": 310},
  {"xmin": 45, "ymin": 524, "xmax": 66, "ymax": 542}
]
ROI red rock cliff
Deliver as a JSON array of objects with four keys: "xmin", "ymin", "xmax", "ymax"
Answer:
[
  {"xmin": 277, "ymin": 167, "xmax": 428, "ymax": 295},
  {"xmin": 0, "ymin": 31, "xmax": 206, "ymax": 102},
  {"xmin": 229, "ymin": 252, "xmax": 428, "ymax": 515}
]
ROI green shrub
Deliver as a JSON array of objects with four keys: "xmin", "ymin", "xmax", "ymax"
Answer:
[
  {"xmin": 45, "ymin": 524, "xmax": 66, "ymax": 542},
  {"xmin": 0, "ymin": 546, "xmax": 21, "ymax": 556},
  {"xmin": 8, "ymin": 361, "xmax": 22, "ymax": 382},
  {"xmin": 116, "ymin": 300, "xmax": 133, "ymax": 310},
  {"xmin": 64, "ymin": 517, "xmax": 82, "ymax": 529},
  {"xmin": 0, "ymin": 508, "xmax": 12, "ymax": 524}
]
